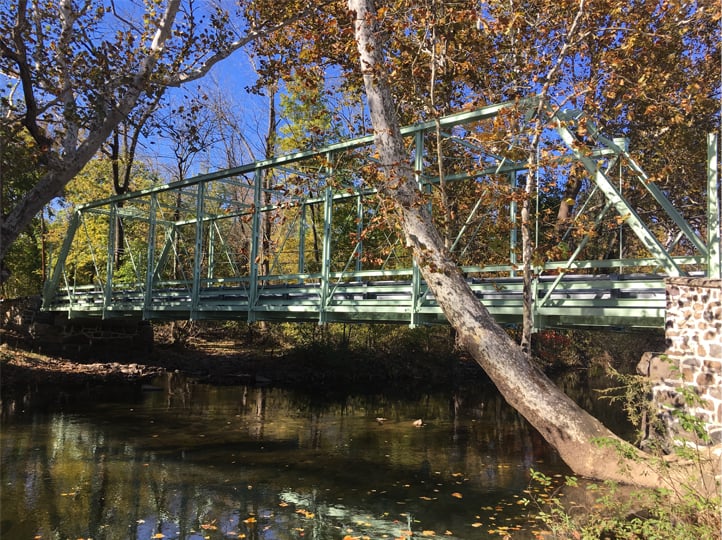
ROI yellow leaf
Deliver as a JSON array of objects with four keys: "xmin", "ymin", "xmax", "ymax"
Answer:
[
  {"xmin": 451, "ymin": 492, "xmax": 463, "ymax": 499},
  {"xmin": 152, "ymin": 535, "xmax": 165, "ymax": 539},
  {"xmin": 243, "ymin": 517, "xmax": 257, "ymax": 524},
  {"xmin": 421, "ymin": 530, "xmax": 436, "ymax": 536},
  {"xmin": 472, "ymin": 522, "xmax": 483, "ymax": 528}
]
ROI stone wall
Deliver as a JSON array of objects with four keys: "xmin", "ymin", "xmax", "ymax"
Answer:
[{"xmin": 638, "ymin": 277, "xmax": 722, "ymax": 446}]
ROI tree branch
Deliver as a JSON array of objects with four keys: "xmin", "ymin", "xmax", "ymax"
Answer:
[{"xmin": 8, "ymin": 0, "xmax": 52, "ymax": 152}]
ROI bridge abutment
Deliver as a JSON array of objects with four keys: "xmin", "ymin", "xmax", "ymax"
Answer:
[
  {"xmin": 2, "ymin": 298, "xmax": 153, "ymax": 361},
  {"xmin": 638, "ymin": 277, "xmax": 722, "ymax": 447}
]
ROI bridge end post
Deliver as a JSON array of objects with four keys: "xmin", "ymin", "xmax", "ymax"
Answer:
[{"xmin": 707, "ymin": 133, "xmax": 720, "ymax": 279}]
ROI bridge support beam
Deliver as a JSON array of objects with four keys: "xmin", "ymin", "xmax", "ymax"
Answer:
[
  {"xmin": 42, "ymin": 211, "xmax": 79, "ymax": 311},
  {"xmin": 191, "ymin": 182, "xmax": 205, "ymax": 319}
]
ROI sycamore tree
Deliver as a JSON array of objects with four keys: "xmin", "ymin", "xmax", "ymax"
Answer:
[
  {"xmin": 344, "ymin": 0, "xmax": 720, "ymax": 488},
  {"xmin": 0, "ymin": 0, "xmax": 319, "ymax": 271},
  {"xmin": 244, "ymin": 0, "xmax": 719, "ymax": 486},
  {"xmin": 249, "ymin": 0, "xmax": 718, "ymax": 355}
]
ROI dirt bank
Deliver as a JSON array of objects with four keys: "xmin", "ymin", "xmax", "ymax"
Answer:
[{"xmin": 0, "ymin": 326, "xmax": 482, "ymax": 393}]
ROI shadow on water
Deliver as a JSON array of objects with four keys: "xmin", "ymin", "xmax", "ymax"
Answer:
[{"xmin": 1, "ymin": 368, "xmax": 632, "ymax": 539}]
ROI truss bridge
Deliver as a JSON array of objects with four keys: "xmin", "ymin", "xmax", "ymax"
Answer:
[{"xmin": 42, "ymin": 100, "xmax": 721, "ymax": 331}]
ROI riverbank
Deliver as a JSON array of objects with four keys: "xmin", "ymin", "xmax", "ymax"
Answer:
[
  {"xmin": 0, "ymin": 324, "xmax": 485, "ymax": 393},
  {"xmin": 0, "ymin": 321, "xmax": 664, "ymax": 394}
]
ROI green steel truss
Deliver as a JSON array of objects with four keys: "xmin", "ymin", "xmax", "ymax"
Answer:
[{"xmin": 42, "ymin": 99, "xmax": 721, "ymax": 330}]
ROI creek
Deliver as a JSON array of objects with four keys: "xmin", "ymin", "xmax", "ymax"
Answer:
[{"xmin": 0, "ymin": 369, "xmax": 632, "ymax": 539}]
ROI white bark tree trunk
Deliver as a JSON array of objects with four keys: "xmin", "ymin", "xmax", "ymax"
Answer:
[{"xmin": 347, "ymin": 0, "xmax": 674, "ymax": 487}]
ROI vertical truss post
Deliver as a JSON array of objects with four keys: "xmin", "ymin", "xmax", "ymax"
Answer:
[
  {"xmin": 207, "ymin": 220, "xmax": 216, "ymax": 280},
  {"xmin": 319, "ymin": 186, "xmax": 333, "ymax": 324},
  {"xmin": 410, "ymin": 130, "xmax": 426, "ymax": 327},
  {"xmin": 42, "ymin": 211, "xmax": 80, "ymax": 310},
  {"xmin": 190, "ymin": 183, "xmax": 205, "ymax": 318},
  {"xmin": 248, "ymin": 169, "xmax": 262, "ymax": 322},
  {"xmin": 708, "ymin": 133, "xmax": 721, "ymax": 278},
  {"xmin": 509, "ymin": 171, "xmax": 518, "ymax": 277},
  {"xmin": 356, "ymin": 194, "xmax": 364, "ymax": 273},
  {"xmin": 143, "ymin": 193, "xmax": 158, "ymax": 319},
  {"xmin": 298, "ymin": 203, "xmax": 306, "ymax": 283},
  {"xmin": 103, "ymin": 203, "xmax": 117, "ymax": 317},
  {"xmin": 614, "ymin": 138, "xmax": 627, "ymax": 274}
]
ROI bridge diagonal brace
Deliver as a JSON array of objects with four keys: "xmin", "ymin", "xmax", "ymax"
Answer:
[
  {"xmin": 152, "ymin": 224, "xmax": 177, "ymax": 284},
  {"xmin": 42, "ymin": 211, "xmax": 81, "ymax": 310},
  {"xmin": 587, "ymin": 122, "xmax": 708, "ymax": 257},
  {"xmin": 554, "ymin": 119, "xmax": 682, "ymax": 277}
]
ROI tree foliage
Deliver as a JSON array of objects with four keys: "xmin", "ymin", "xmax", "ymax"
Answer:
[
  {"xmin": 44, "ymin": 158, "xmax": 160, "ymax": 287},
  {"xmin": 248, "ymin": 0, "xmax": 719, "ymax": 228},
  {"xmin": 343, "ymin": 0, "xmax": 720, "ymax": 488},
  {"xmin": 0, "ymin": 0, "xmax": 318, "ymax": 268}
]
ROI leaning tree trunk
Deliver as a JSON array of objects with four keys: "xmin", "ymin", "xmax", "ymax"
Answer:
[{"xmin": 347, "ymin": 0, "xmax": 687, "ymax": 488}]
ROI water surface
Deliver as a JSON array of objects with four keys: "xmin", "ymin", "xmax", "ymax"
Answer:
[{"xmin": 1, "ymin": 371, "xmax": 623, "ymax": 539}]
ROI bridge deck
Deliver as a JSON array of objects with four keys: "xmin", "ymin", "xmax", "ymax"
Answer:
[{"xmin": 45, "ymin": 273, "xmax": 666, "ymax": 330}]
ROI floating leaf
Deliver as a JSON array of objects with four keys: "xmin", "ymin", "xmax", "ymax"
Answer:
[
  {"xmin": 471, "ymin": 522, "xmax": 483, "ymax": 528},
  {"xmin": 451, "ymin": 492, "xmax": 463, "ymax": 499},
  {"xmin": 296, "ymin": 509, "xmax": 315, "ymax": 519},
  {"xmin": 243, "ymin": 517, "xmax": 257, "ymax": 524},
  {"xmin": 421, "ymin": 530, "xmax": 436, "ymax": 536},
  {"xmin": 152, "ymin": 534, "xmax": 165, "ymax": 539}
]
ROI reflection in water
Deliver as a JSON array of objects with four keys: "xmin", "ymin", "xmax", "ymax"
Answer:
[{"xmin": 0, "ymin": 372, "xmax": 625, "ymax": 539}]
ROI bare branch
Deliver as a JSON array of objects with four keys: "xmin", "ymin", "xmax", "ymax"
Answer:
[
  {"xmin": 8, "ymin": 0, "xmax": 52, "ymax": 151},
  {"xmin": 168, "ymin": 2, "xmax": 334, "ymax": 87}
]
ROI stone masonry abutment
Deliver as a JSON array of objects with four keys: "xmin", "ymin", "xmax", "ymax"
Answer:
[{"xmin": 638, "ymin": 277, "xmax": 722, "ymax": 447}]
